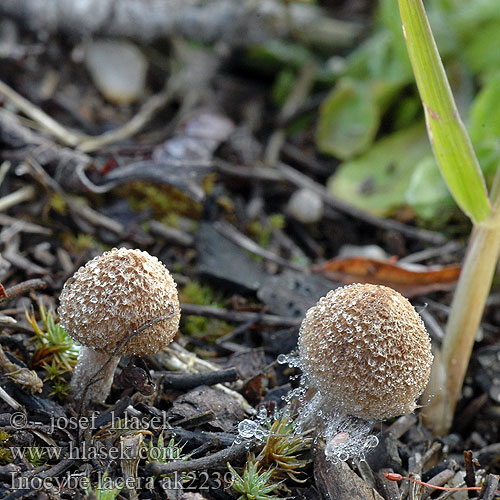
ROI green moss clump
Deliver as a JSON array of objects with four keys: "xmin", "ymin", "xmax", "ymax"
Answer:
[
  {"xmin": 247, "ymin": 213, "xmax": 285, "ymax": 249},
  {"xmin": 117, "ymin": 182, "xmax": 202, "ymax": 227},
  {"xmin": 179, "ymin": 281, "xmax": 231, "ymax": 338},
  {"xmin": 0, "ymin": 431, "xmax": 12, "ymax": 464}
]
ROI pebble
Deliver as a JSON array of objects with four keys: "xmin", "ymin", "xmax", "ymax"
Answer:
[
  {"xmin": 287, "ymin": 188, "xmax": 324, "ymax": 223},
  {"xmin": 84, "ymin": 39, "xmax": 147, "ymax": 104}
]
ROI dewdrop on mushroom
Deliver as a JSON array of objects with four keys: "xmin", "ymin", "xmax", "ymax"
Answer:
[
  {"xmin": 293, "ymin": 283, "xmax": 433, "ymax": 461},
  {"xmin": 58, "ymin": 248, "xmax": 180, "ymax": 404}
]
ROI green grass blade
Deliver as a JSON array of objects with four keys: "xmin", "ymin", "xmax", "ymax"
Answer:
[{"xmin": 398, "ymin": 0, "xmax": 491, "ymax": 223}]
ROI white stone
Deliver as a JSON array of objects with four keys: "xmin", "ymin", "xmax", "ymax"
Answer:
[
  {"xmin": 84, "ymin": 39, "xmax": 147, "ymax": 104},
  {"xmin": 287, "ymin": 188, "xmax": 324, "ymax": 224}
]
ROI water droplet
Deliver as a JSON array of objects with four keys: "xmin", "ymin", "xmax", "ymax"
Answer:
[
  {"xmin": 238, "ymin": 419, "xmax": 258, "ymax": 439},
  {"xmin": 277, "ymin": 354, "xmax": 288, "ymax": 364}
]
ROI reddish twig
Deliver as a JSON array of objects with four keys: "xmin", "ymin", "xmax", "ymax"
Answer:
[{"xmin": 384, "ymin": 472, "xmax": 500, "ymax": 495}]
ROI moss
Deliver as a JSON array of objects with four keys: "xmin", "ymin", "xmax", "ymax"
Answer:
[
  {"xmin": 117, "ymin": 182, "xmax": 202, "ymax": 226},
  {"xmin": 0, "ymin": 448, "xmax": 13, "ymax": 465},
  {"xmin": 0, "ymin": 431, "xmax": 12, "ymax": 465},
  {"xmin": 0, "ymin": 431, "xmax": 10, "ymax": 445},
  {"xmin": 49, "ymin": 193, "xmax": 68, "ymax": 216},
  {"xmin": 25, "ymin": 446, "xmax": 47, "ymax": 467},
  {"xmin": 247, "ymin": 213, "xmax": 285, "ymax": 249},
  {"xmin": 179, "ymin": 281, "xmax": 231, "ymax": 338},
  {"xmin": 180, "ymin": 281, "xmax": 219, "ymax": 306},
  {"xmin": 27, "ymin": 304, "xmax": 79, "ymax": 371},
  {"xmin": 60, "ymin": 232, "xmax": 97, "ymax": 254}
]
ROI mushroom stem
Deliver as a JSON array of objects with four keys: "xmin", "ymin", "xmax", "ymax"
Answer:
[{"xmin": 71, "ymin": 347, "xmax": 121, "ymax": 403}]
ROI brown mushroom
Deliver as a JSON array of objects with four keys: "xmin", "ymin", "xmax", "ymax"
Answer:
[
  {"xmin": 298, "ymin": 283, "xmax": 433, "ymax": 421},
  {"xmin": 58, "ymin": 248, "xmax": 180, "ymax": 403}
]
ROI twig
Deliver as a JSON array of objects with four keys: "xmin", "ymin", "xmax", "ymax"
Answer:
[
  {"xmin": 161, "ymin": 427, "xmax": 235, "ymax": 448},
  {"xmin": 0, "ymin": 78, "xmax": 174, "ymax": 154},
  {"xmin": 420, "ymin": 308, "xmax": 445, "ymax": 342},
  {"xmin": 160, "ymin": 342, "xmax": 253, "ymax": 412},
  {"xmin": 0, "ymin": 279, "xmax": 47, "ymax": 304},
  {"xmin": 0, "ymin": 214, "xmax": 52, "ymax": 238},
  {"xmin": 77, "ymin": 85, "xmax": 176, "ymax": 153},
  {"xmin": 171, "ymin": 410, "xmax": 216, "ymax": 429},
  {"xmin": 0, "ymin": 464, "xmax": 21, "ymax": 481},
  {"xmin": 419, "ymin": 441, "xmax": 443, "ymax": 470},
  {"xmin": 418, "ymin": 469, "xmax": 455, "ymax": 500},
  {"xmin": 463, "ymin": 450, "xmax": 476, "ymax": 495},
  {"xmin": 0, "ymin": 79, "xmax": 84, "ymax": 146},
  {"xmin": 213, "ymin": 220, "xmax": 306, "ymax": 272},
  {"xmin": 144, "ymin": 440, "xmax": 256, "ymax": 476},
  {"xmin": 180, "ymin": 303, "xmax": 302, "ymax": 327},
  {"xmin": 3, "ymin": 234, "xmax": 49, "ymax": 275},
  {"xmin": 0, "ymin": 319, "xmax": 32, "ymax": 334},
  {"xmin": 282, "ymin": 142, "xmax": 331, "ymax": 176},
  {"xmin": 276, "ymin": 162, "xmax": 447, "ymax": 245},
  {"xmin": 0, "ymin": 161, "xmax": 12, "ymax": 187},
  {"xmin": 215, "ymin": 313, "xmax": 266, "ymax": 345},
  {"xmin": 25, "ymin": 157, "xmax": 125, "ymax": 235},
  {"xmin": 216, "ymin": 160, "xmax": 285, "ymax": 182},
  {"xmin": 386, "ymin": 414, "xmax": 417, "ymax": 439},
  {"xmin": 148, "ymin": 219, "xmax": 194, "ymax": 247},
  {"xmin": 0, "ymin": 185, "xmax": 36, "ymax": 211},
  {"xmin": 162, "ymin": 367, "xmax": 239, "ymax": 390},
  {"xmin": 479, "ymin": 474, "xmax": 500, "ymax": 500},
  {"xmin": 399, "ymin": 241, "xmax": 463, "ymax": 264},
  {"xmin": 0, "ymin": 385, "xmax": 22, "ymax": 410}
]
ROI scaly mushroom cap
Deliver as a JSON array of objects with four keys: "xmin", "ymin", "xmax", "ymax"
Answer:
[
  {"xmin": 58, "ymin": 248, "xmax": 180, "ymax": 356},
  {"xmin": 298, "ymin": 283, "xmax": 433, "ymax": 420}
]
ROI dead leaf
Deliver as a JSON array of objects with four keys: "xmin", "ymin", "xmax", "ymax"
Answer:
[{"xmin": 313, "ymin": 256, "xmax": 461, "ymax": 297}]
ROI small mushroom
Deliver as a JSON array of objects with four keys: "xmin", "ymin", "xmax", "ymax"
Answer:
[
  {"xmin": 298, "ymin": 283, "xmax": 433, "ymax": 421},
  {"xmin": 58, "ymin": 248, "xmax": 180, "ymax": 404}
]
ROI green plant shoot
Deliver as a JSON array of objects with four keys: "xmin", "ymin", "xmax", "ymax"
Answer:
[
  {"xmin": 398, "ymin": 0, "xmax": 500, "ymax": 435},
  {"xmin": 398, "ymin": 0, "xmax": 490, "ymax": 224}
]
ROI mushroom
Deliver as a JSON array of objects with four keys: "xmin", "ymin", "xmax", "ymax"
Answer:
[
  {"xmin": 58, "ymin": 248, "xmax": 180, "ymax": 403},
  {"xmin": 298, "ymin": 283, "xmax": 433, "ymax": 421}
]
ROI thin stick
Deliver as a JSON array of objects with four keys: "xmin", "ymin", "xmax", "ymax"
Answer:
[
  {"xmin": 213, "ymin": 220, "xmax": 306, "ymax": 272},
  {"xmin": 180, "ymin": 303, "xmax": 301, "ymax": 327},
  {"xmin": 144, "ymin": 440, "xmax": 257, "ymax": 476},
  {"xmin": 0, "ymin": 279, "xmax": 47, "ymax": 304},
  {"xmin": 76, "ymin": 85, "xmax": 176, "ymax": 153},
  {"xmin": 0, "ymin": 78, "xmax": 175, "ymax": 153},
  {"xmin": 384, "ymin": 472, "xmax": 500, "ymax": 494},
  {"xmin": 0, "ymin": 79, "xmax": 84, "ymax": 146},
  {"xmin": 276, "ymin": 162, "xmax": 446, "ymax": 245},
  {"xmin": 0, "ymin": 186, "xmax": 36, "ymax": 211}
]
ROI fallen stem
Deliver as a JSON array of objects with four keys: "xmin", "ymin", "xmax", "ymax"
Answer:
[{"xmin": 384, "ymin": 472, "xmax": 500, "ymax": 494}]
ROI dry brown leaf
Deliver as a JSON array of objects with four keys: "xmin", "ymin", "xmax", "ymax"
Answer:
[{"xmin": 313, "ymin": 256, "xmax": 461, "ymax": 297}]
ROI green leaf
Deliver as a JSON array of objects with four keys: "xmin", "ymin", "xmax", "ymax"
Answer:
[
  {"xmin": 405, "ymin": 145, "xmax": 500, "ymax": 222},
  {"xmin": 398, "ymin": 0, "xmax": 491, "ymax": 223},
  {"xmin": 469, "ymin": 72, "xmax": 500, "ymax": 144},
  {"xmin": 316, "ymin": 78, "xmax": 379, "ymax": 160},
  {"xmin": 405, "ymin": 156, "xmax": 455, "ymax": 220},
  {"xmin": 344, "ymin": 31, "xmax": 411, "ymax": 85},
  {"xmin": 462, "ymin": 20, "xmax": 500, "ymax": 80},
  {"xmin": 271, "ymin": 69, "xmax": 295, "ymax": 108},
  {"xmin": 327, "ymin": 124, "xmax": 430, "ymax": 216},
  {"xmin": 245, "ymin": 40, "xmax": 312, "ymax": 73}
]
